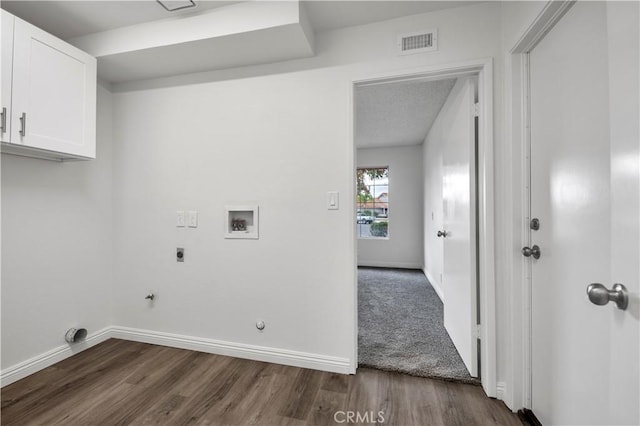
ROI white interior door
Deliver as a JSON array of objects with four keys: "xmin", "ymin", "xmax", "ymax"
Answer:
[
  {"xmin": 529, "ymin": 2, "xmax": 639, "ymax": 424},
  {"xmin": 442, "ymin": 77, "xmax": 477, "ymax": 377}
]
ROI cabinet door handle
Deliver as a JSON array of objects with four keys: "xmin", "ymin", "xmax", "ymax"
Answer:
[
  {"xmin": 19, "ymin": 112, "xmax": 26, "ymax": 137},
  {"xmin": 1, "ymin": 107, "xmax": 6, "ymax": 134}
]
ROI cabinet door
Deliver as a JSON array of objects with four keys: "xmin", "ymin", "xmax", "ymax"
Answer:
[
  {"xmin": 11, "ymin": 17, "xmax": 96, "ymax": 158},
  {"xmin": 1, "ymin": 10, "xmax": 14, "ymax": 143}
]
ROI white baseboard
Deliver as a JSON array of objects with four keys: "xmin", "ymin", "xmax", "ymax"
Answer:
[
  {"xmin": 496, "ymin": 381, "xmax": 507, "ymax": 401},
  {"xmin": 1, "ymin": 326, "xmax": 354, "ymax": 387},
  {"xmin": 0, "ymin": 327, "xmax": 112, "ymax": 387},
  {"xmin": 358, "ymin": 260, "xmax": 423, "ymax": 269},
  {"xmin": 423, "ymin": 269, "xmax": 444, "ymax": 302},
  {"xmin": 111, "ymin": 326, "xmax": 353, "ymax": 375}
]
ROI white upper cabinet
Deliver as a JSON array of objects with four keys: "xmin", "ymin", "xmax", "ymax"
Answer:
[
  {"xmin": 1, "ymin": 10, "xmax": 14, "ymax": 141},
  {"xmin": 1, "ymin": 10, "xmax": 97, "ymax": 160}
]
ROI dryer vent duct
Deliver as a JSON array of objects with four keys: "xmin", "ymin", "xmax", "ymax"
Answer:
[{"xmin": 65, "ymin": 327, "xmax": 87, "ymax": 344}]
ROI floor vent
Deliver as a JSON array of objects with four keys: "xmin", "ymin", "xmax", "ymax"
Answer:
[{"xmin": 398, "ymin": 30, "xmax": 438, "ymax": 55}]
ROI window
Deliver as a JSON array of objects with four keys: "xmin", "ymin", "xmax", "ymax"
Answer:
[{"xmin": 356, "ymin": 167, "xmax": 389, "ymax": 239}]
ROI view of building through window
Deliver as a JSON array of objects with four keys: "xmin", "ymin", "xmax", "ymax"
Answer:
[{"xmin": 356, "ymin": 167, "xmax": 389, "ymax": 238}]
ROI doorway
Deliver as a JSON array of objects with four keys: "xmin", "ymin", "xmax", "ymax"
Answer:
[
  {"xmin": 350, "ymin": 60, "xmax": 496, "ymax": 395},
  {"xmin": 513, "ymin": 1, "xmax": 640, "ymax": 424},
  {"xmin": 357, "ymin": 267, "xmax": 476, "ymax": 383}
]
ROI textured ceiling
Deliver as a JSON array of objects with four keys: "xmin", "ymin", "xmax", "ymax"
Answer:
[
  {"xmin": 355, "ymin": 78, "xmax": 456, "ymax": 149},
  {"xmin": 1, "ymin": 1, "xmax": 478, "ymax": 41}
]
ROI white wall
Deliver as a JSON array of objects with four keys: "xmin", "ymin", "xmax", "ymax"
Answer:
[
  {"xmin": 110, "ymin": 2, "xmax": 502, "ymax": 367},
  {"xmin": 111, "ymin": 72, "xmax": 358, "ymax": 360},
  {"xmin": 356, "ymin": 146, "xmax": 423, "ymax": 269},
  {"xmin": 500, "ymin": 1, "xmax": 548, "ymax": 48},
  {"xmin": 1, "ymin": 85, "xmax": 113, "ymax": 369}
]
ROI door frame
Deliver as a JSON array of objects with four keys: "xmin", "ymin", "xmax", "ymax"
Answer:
[
  {"xmin": 505, "ymin": 0, "xmax": 575, "ymax": 411},
  {"xmin": 349, "ymin": 58, "xmax": 496, "ymax": 396}
]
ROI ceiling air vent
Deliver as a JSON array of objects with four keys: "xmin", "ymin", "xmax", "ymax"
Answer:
[{"xmin": 397, "ymin": 30, "xmax": 438, "ymax": 55}]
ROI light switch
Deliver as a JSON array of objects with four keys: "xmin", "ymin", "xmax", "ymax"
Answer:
[
  {"xmin": 188, "ymin": 211, "xmax": 198, "ymax": 228},
  {"xmin": 176, "ymin": 211, "xmax": 186, "ymax": 227},
  {"xmin": 327, "ymin": 191, "xmax": 339, "ymax": 210}
]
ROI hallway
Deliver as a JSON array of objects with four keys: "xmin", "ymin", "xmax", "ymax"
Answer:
[{"xmin": 358, "ymin": 268, "xmax": 475, "ymax": 384}]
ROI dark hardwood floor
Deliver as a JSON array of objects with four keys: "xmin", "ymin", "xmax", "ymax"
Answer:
[{"xmin": 1, "ymin": 339, "xmax": 520, "ymax": 425}]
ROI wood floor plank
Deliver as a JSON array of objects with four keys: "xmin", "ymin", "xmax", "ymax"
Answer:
[
  {"xmin": 454, "ymin": 381, "xmax": 522, "ymax": 426},
  {"xmin": 307, "ymin": 371, "xmax": 350, "ymax": 426},
  {"xmin": 0, "ymin": 339, "xmax": 127, "ymax": 411},
  {"xmin": 221, "ymin": 362, "xmax": 290, "ymax": 425},
  {"xmin": 343, "ymin": 367, "xmax": 384, "ymax": 424},
  {"xmin": 136, "ymin": 352, "xmax": 225, "ymax": 425},
  {"xmin": 93, "ymin": 346, "xmax": 198, "ymax": 425},
  {"xmin": 39, "ymin": 343, "xmax": 168, "ymax": 425},
  {"xmin": 398, "ymin": 372, "xmax": 446, "ymax": 425},
  {"xmin": 1, "ymin": 339, "xmax": 520, "ymax": 426},
  {"xmin": 192, "ymin": 358, "xmax": 269, "ymax": 425},
  {"xmin": 278, "ymin": 367, "xmax": 323, "ymax": 420},
  {"xmin": 51, "ymin": 344, "xmax": 162, "ymax": 425},
  {"xmin": 307, "ymin": 389, "xmax": 348, "ymax": 426},
  {"xmin": 382, "ymin": 371, "xmax": 416, "ymax": 425},
  {"xmin": 433, "ymin": 379, "xmax": 472, "ymax": 425},
  {"xmin": 240, "ymin": 364, "xmax": 301, "ymax": 425},
  {"xmin": 51, "ymin": 344, "xmax": 180, "ymax": 425},
  {"xmin": 0, "ymin": 366, "xmax": 65, "ymax": 412},
  {"xmin": 1, "ymin": 340, "xmax": 152, "ymax": 425},
  {"xmin": 320, "ymin": 372, "xmax": 349, "ymax": 394},
  {"xmin": 138, "ymin": 394, "xmax": 188, "ymax": 425},
  {"xmin": 171, "ymin": 356, "xmax": 252, "ymax": 425}
]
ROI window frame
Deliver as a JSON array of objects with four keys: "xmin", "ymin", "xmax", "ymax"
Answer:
[{"xmin": 356, "ymin": 166, "xmax": 389, "ymax": 240}]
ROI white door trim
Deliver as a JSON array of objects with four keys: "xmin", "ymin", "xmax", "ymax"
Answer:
[
  {"xmin": 349, "ymin": 58, "xmax": 496, "ymax": 397},
  {"xmin": 505, "ymin": 0, "xmax": 575, "ymax": 410}
]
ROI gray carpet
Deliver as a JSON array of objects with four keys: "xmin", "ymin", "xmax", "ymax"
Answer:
[{"xmin": 358, "ymin": 267, "xmax": 479, "ymax": 384}]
